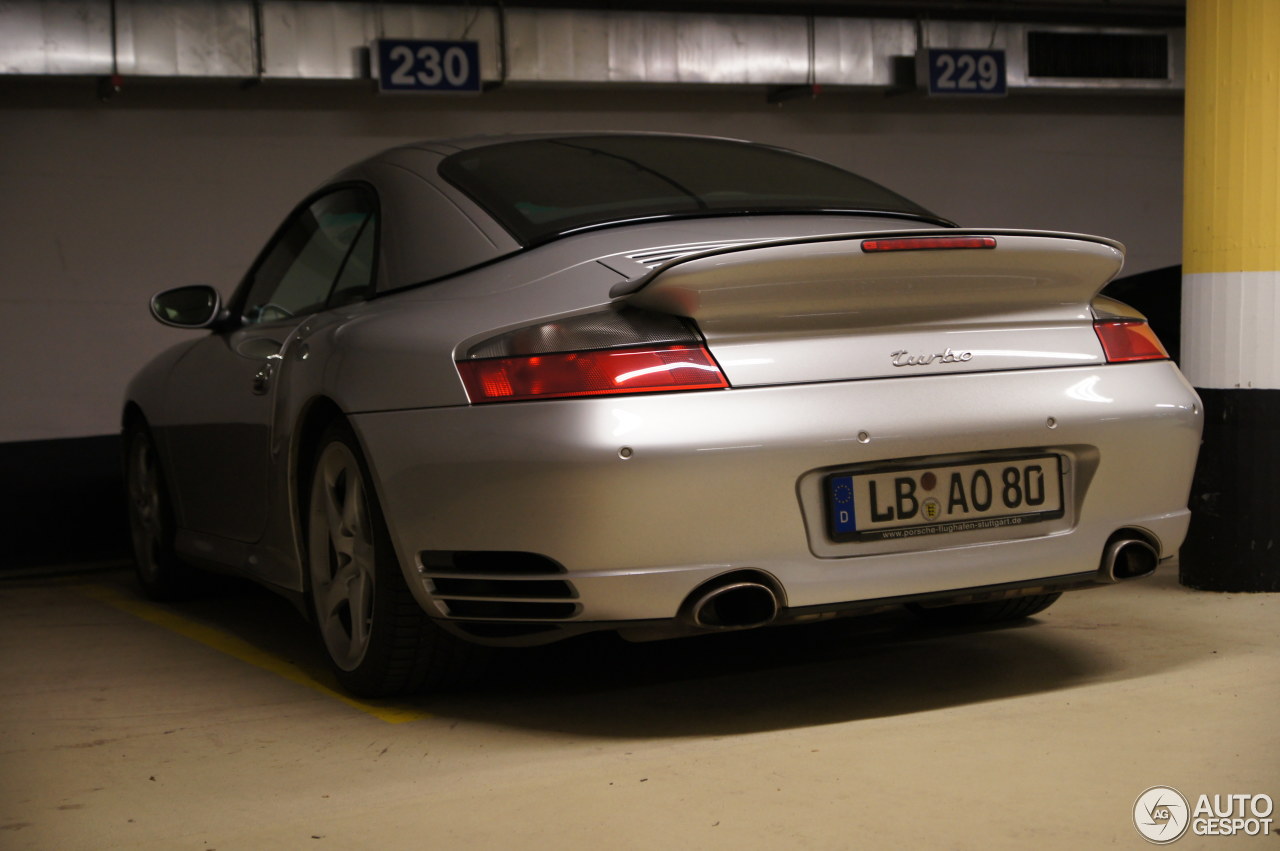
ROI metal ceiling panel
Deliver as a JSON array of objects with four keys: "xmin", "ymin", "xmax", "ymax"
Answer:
[
  {"xmin": 0, "ymin": 0, "xmax": 113, "ymax": 74},
  {"xmin": 814, "ymin": 16, "xmax": 914, "ymax": 85},
  {"xmin": 261, "ymin": 1, "xmax": 500, "ymax": 80},
  {"xmin": 114, "ymin": 0, "xmax": 254, "ymax": 77},
  {"xmin": 506, "ymin": 9, "xmax": 811, "ymax": 84}
]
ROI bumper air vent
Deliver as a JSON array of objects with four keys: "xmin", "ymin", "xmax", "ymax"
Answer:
[{"xmin": 419, "ymin": 551, "xmax": 580, "ymax": 621}]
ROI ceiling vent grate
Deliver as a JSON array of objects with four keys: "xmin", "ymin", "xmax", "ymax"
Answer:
[{"xmin": 1027, "ymin": 31, "xmax": 1169, "ymax": 79}]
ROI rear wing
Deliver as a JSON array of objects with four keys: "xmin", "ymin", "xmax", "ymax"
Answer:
[{"xmin": 610, "ymin": 229, "xmax": 1125, "ymax": 331}]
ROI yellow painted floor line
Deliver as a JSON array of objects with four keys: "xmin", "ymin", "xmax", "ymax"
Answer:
[{"xmin": 78, "ymin": 582, "xmax": 434, "ymax": 724}]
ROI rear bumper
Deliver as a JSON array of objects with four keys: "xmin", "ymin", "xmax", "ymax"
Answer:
[{"xmin": 353, "ymin": 361, "xmax": 1201, "ymax": 639}]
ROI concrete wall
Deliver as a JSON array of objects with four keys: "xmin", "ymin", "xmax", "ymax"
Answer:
[{"xmin": 0, "ymin": 79, "xmax": 1183, "ymax": 444}]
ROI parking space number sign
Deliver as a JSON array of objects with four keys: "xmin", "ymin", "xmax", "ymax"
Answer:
[
  {"xmin": 925, "ymin": 48, "xmax": 1007, "ymax": 96},
  {"xmin": 377, "ymin": 39, "xmax": 481, "ymax": 93}
]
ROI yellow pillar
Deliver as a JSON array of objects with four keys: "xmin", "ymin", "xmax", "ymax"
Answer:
[{"xmin": 1180, "ymin": 0, "xmax": 1280, "ymax": 591}]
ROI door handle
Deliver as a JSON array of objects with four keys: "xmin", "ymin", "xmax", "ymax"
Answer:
[
  {"xmin": 251, "ymin": 355, "xmax": 282, "ymax": 395},
  {"xmin": 251, "ymin": 364, "xmax": 273, "ymax": 395}
]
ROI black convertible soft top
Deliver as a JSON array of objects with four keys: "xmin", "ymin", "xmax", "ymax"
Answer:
[{"xmin": 438, "ymin": 134, "xmax": 949, "ymax": 246}]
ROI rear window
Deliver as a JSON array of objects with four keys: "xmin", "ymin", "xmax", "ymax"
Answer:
[{"xmin": 438, "ymin": 135, "xmax": 942, "ymax": 245}]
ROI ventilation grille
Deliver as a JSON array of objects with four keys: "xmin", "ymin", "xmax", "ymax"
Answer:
[
  {"xmin": 1027, "ymin": 31, "xmax": 1169, "ymax": 80},
  {"xmin": 419, "ymin": 551, "xmax": 579, "ymax": 621}
]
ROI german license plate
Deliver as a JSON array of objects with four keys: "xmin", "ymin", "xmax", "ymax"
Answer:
[{"xmin": 826, "ymin": 454, "xmax": 1064, "ymax": 542}]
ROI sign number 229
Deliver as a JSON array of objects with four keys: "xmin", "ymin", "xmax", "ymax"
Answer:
[
  {"xmin": 926, "ymin": 48, "xmax": 1006, "ymax": 96},
  {"xmin": 935, "ymin": 53, "xmax": 999, "ymax": 90}
]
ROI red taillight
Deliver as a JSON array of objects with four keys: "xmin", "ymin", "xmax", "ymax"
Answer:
[
  {"xmin": 458, "ymin": 344, "xmax": 729, "ymax": 403},
  {"xmin": 861, "ymin": 236, "xmax": 997, "ymax": 252},
  {"xmin": 1094, "ymin": 320, "xmax": 1169, "ymax": 362}
]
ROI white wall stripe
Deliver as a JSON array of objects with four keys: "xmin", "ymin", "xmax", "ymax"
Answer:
[{"xmin": 1181, "ymin": 270, "xmax": 1280, "ymax": 389}]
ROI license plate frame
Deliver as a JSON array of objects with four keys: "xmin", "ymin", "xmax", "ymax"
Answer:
[{"xmin": 825, "ymin": 453, "xmax": 1065, "ymax": 543}]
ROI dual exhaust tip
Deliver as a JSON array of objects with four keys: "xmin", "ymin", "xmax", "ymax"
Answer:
[
  {"xmin": 1099, "ymin": 533, "xmax": 1160, "ymax": 582},
  {"xmin": 684, "ymin": 576, "xmax": 781, "ymax": 631},
  {"xmin": 682, "ymin": 532, "xmax": 1158, "ymax": 632}
]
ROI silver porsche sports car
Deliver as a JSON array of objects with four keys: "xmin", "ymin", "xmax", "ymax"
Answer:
[{"xmin": 124, "ymin": 133, "xmax": 1202, "ymax": 696}]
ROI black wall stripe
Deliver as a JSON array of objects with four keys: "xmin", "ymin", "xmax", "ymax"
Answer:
[
  {"xmin": 1180, "ymin": 388, "xmax": 1280, "ymax": 592},
  {"xmin": 1, "ymin": 435, "xmax": 130, "ymax": 569}
]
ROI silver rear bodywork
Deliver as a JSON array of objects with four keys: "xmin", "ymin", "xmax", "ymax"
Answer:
[
  {"xmin": 124, "ymin": 135, "xmax": 1202, "ymax": 651},
  {"xmin": 365, "ymin": 228, "xmax": 1193, "ymax": 643},
  {"xmin": 358, "ymin": 359, "xmax": 1197, "ymax": 641}
]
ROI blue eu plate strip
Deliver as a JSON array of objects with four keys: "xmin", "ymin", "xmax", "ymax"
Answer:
[{"xmin": 830, "ymin": 474, "xmax": 857, "ymax": 534}]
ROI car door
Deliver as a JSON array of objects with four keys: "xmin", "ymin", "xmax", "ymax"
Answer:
[{"xmin": 161, "ymin": 186, "xmax": 377, "ymax": 544}]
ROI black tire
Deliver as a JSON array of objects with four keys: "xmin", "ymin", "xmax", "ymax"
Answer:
[
  {"xmin": 304, "ymin": 419, "xmax": 478, "ymax": 697},
  {"xmin": 907, "ymin": 592, "xmax": 1062, "ymax": 626},
  {"xmin": 124, "ymin": 423, "xmax": 200, "ymax": 600}
]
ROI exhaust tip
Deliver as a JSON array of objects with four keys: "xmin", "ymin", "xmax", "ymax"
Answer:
[
  {"xmin": 1100, "ymin": 534, "xmax": 1159, "ymax": 582},
  {"xmin": 687, "ymin": 580, "xmax": 780, "ymax": 630}
]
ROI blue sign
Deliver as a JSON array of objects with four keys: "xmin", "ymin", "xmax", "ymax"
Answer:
[
  {"xmin": 376, "ymin": 39, "xmax": 481, "ymax": 94},
  {"xmin": 925, "ymin": 48, "xmax": 1007, "ymax": 96}
]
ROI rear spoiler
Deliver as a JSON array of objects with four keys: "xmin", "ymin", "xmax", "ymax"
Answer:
[{"xmin": 609, "ymin": 229, "xmax": 1125, "ymax": 328}]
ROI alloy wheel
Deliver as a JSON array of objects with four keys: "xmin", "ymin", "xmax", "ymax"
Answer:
[{"xmin": 308, "ymin": 441, "xmax": 377, "ymax": 672}]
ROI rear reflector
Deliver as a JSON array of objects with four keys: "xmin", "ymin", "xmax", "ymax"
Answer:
[
  {"xmin": 1094, "ymin": 319, "xmax": 1169, "ymax": 362},
  {"xmin": 458, "ymin": 344, "xmax": 729, "ymax": 403},
  {"xmin": 861, "ymin": 236, "xmax": 997, "ymax": 252}
]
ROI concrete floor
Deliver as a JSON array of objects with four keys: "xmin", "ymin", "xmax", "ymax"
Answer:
[{"xmin": 1, "ymin": 563, "xmax": 1276, "ymax": 850}]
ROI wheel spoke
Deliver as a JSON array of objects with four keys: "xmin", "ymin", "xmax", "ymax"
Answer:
[
  {"xmin": 347, "ymin": 567, "xmax": 373, "ymax": 646},
  {"xmin": 351, "ymin": 531, "xmax": 374, "ymax": 574},
  {"xmin": 320, "ymin": 559, "xmax": 359, "ymax": 616},
  {"xmin": 320, "ymin": 455, "xmax": 361, "ymax": 566},
  {"xmin": 340, "ymin": 472, "xmax": 364, "ymax": 538},
  {"xmin": 320, "ymin": 458, "xmax": 347, "ymax": 540},
  {"xmin": 327, "ymin": 518, "xmax": 355, "ymax": 566}
]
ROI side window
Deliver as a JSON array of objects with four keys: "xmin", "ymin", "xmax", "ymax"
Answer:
[
  {"xmin": 241, "ymin": 188, "xmax": 376, "ymax": 325},
  {"xmin": 327, "ymin": 213, "xmax": 377, "ymax": 308}
]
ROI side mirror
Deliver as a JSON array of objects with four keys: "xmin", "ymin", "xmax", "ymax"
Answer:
[{"xmin": 150, "ymin": 285, "xmax": 224, "ymax": 329}]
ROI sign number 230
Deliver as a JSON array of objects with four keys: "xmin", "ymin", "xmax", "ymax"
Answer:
[{"xmin": 377, "ymin": 40, "xmax": 481, "ymax": 93}]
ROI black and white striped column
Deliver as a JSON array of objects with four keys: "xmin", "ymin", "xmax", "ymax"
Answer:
[{"xmin": 1179, "ymin": 0, "xmax": 1280, "ymax": 592}]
